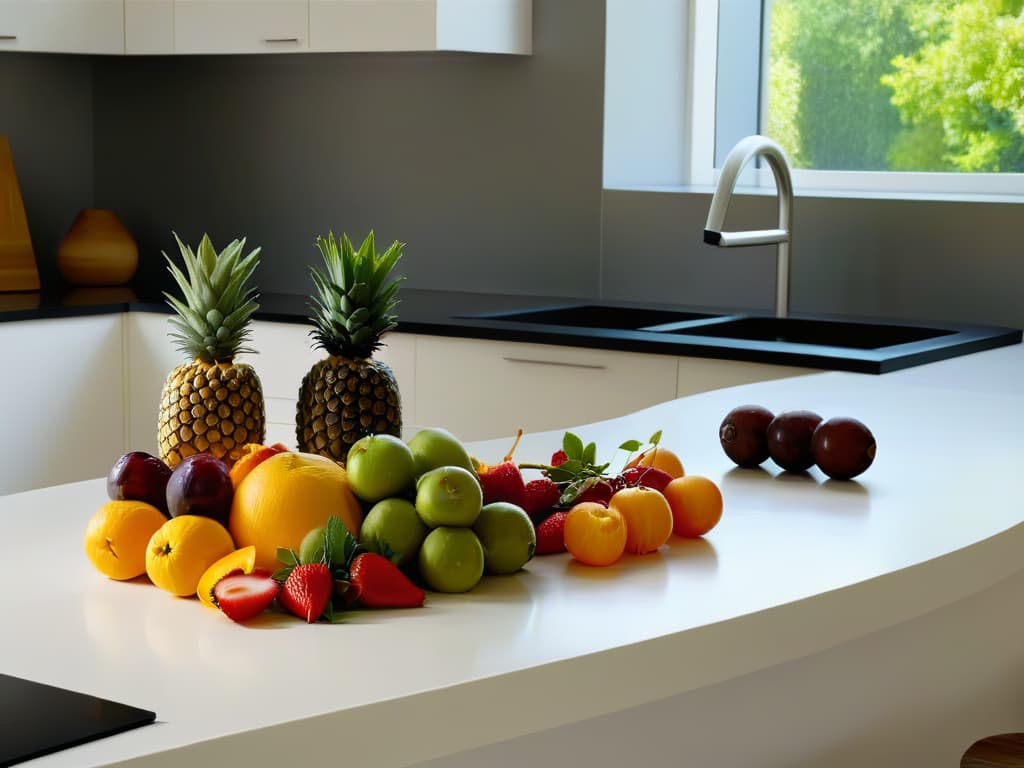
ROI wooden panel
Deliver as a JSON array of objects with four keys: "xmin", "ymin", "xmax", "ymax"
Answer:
[{"xmin": 0, "ymin": 136, "xmax": 39, "ymax": 292}]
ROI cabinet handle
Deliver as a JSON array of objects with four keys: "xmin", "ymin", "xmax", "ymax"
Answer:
[
  {"xmin": 263, "ymin": 37, "xmax": 299, "ymax": 43},
  {"xmin": 502, "ymin": 357, "xmax": 607, "ymax": 371},
  {"xmin": 0, "ymin": 35, "xmax": 17, "ymax": 41}
]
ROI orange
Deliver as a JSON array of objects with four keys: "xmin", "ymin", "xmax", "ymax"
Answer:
[
  {"xmin": 146, "ymin": 515, "xmax": 235, "ymax": 596},
  {"xmin": 229, "ymin": 443, "xmax": 288, "ymax": 489},
  {"xmin": 626, "ymin": 446, "xmax": 685, "ymax": 479},
  {"xmin": 564, "ymin": 502, "xmax": 628, "ymax": 567},
  {"xmin": 229, "ymin": 451, "xmax": 363, "ymax": 572},
  {"xmin": 196, "ymin": 545, "xmax": 257, "ymax": 608},
  {"xmin": 609, "ymin": 486, "xmax": 674, "ymax": 555},
  {"xmin": 663, "ymin": 475, "xmax": 723, "ymax": 538},
  {"xmin": 84, "ymin": 500, "xmax": 168, "ymax": 581}
]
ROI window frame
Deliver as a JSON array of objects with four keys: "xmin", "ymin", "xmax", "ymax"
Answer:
[{"xmin": 686, "ymin": 0, "xmax": 1024, "ymax": 201}]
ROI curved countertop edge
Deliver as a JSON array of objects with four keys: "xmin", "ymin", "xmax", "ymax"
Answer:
[
  {"xmin": 1, "ymin": 290, "xmax": 1019, "ymax": 374},
  {"xmin": 112, "ymin": 521, "xmax": 1024, "ymax": 768},
  {"xmin": 7, "ymin": 345, "xmax": 1024, "ymax": 767}
]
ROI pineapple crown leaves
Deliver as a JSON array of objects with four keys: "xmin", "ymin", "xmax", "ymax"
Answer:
[
  {"xmin": 308, "ymin": 230, "xmax": 405, "ymax": 359},
  {"xmin": 520, "ymin": 429, "xmax": 663, "ymax": 506},
  {"xmin": 162, "ymin": 232, "xmax": 262, "ymax": 363}
]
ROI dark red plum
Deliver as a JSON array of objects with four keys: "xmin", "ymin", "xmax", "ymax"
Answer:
[
  {"xmin": 166, "ymin": 453, "xmax": 234, "ymax": 525},
  {"xmin": 767, "ymin": 410, "xmax": 823, "ymax": 472},
  {"xmin": 720, "ymin": 405, "xmax": 775, "ymax": 467},
  {"xmin": 107, "ymin": 451, "xmax": 172, "ymax": 515},
  {"xmin": 813, "ymin": 417, "xmax": 876, "ymax": 480}
]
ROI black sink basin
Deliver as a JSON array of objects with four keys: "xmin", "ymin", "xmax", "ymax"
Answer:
[
  {"xmin": 467, "ymin": 304, "xmax": 717, "ymax": 330},
  {"xmin": 659, "ymin": 316, "xmax": 956, "ymax": 349}
]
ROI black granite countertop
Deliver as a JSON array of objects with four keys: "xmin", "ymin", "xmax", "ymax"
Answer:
[{"xmin": 0, "ymin": 285, "xmax": 1019, "ymax": 374}]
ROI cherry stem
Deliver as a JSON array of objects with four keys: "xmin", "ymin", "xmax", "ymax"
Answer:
[{"xmin": 503, "ymin": 428, "xmax": 524, "ymax": 463}]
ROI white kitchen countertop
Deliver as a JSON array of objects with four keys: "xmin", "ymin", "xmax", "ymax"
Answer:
[{"xmin": 3, "ymin": 344, "xmax": 1023, "ymax": 767}]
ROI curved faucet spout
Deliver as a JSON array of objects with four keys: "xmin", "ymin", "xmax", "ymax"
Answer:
[{"xmin": 703, "ymin": 135, "xmax": 794, "ymax": 319}]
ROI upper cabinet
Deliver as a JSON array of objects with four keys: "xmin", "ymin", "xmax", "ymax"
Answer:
[
  {"xmin": 3, "ymin": 0, "xmax": 531, "ymax": 56},
  {"xmin": 0, "ymin": 0, "xmax": 124, "ymax": 55},
  {"xmin": 309, "ymin": 0, "xmax": 532, "ymax": 54}
]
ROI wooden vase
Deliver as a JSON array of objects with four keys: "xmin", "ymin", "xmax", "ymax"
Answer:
[
  {"xmin": 57, "ymin": 209, "xmax": 138, "ymax": 286},
  {"xmin": 0, "ymin": 135, "xmax": 41, "ymax": 292}
]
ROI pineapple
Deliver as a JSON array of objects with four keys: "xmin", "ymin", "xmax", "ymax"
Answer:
[
  {"xmin": 158, "ymin": 233, "xmax": 265, "ymax": 469},
  {"xmin": 297, "ymin": 231, "xmax": 404, "ymax": 463}
]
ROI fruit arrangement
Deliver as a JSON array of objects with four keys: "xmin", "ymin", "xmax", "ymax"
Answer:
[
  {"xmin": 720, "ymin": 404, "xmax": 876, "ymax": 479},
  {"xmin": 485, "ymin": 429, "xmax": 724, "ymax": 568}
]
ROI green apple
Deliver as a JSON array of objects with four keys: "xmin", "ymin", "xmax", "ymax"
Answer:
[
  {"xmin": 473, "ymin": 502, "xmax": 536, "ymax": 574},
  {"xmin": 298, "ymin": 525, "xmax": 326, "ymax": 564},
  {"xmin": 415, "ymin": 465, "xmax": 483, "ymax": 528},
  {"xmin": 407, "ymin": 427, "xmax": 476, "ymax": 477},
  {"xmin": 345, "ymin": 434, "xmax": 417, "ymax": 503},
  {"xmin": 418, "ymin": 526, "xmax": 485, "ymax": 593},
  {"xmin": 359, "ymin": 498, "xmax": 428, "ymax": 567}
]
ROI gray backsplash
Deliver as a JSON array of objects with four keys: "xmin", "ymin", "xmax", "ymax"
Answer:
[{"xmin": 2, "ymin": 0, "xmax": 1021, "ymax": 328}]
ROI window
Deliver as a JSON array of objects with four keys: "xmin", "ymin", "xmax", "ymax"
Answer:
[
  {"xmin": 710, "ymin": 0, "xmax": 1024, "ymax": 197},
  {"xmin": 605, "ymin": 0, "xmax": 1024, "ymax": 199}
]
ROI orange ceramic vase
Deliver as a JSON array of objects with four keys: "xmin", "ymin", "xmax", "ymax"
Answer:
[{"xmin": 58, "ymin": 209, "xmax": 138, "ymax": 286}]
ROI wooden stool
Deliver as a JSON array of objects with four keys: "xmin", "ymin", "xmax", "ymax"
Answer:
[{"xmin": 962, "ymin": 734, "xmax": 1024, "ymax": 767}]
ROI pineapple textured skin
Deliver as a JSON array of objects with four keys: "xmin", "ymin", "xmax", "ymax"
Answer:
[
  {"xmin": 296, "ymin": 355, "xmax": 402, "ymax": 464},
  {"xmin": 159, "ymin": 360, "xmax": 266, "ymax": 469}
]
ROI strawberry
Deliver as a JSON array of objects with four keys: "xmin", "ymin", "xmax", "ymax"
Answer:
[
  {"xmin": 278, "ymin": 563, "xmax": 333, "ymax": 623},
  {"xmin": 476, "ymin": 429, "xmax": 527, "ymax": 507},
  {"xmin": 348, "ymin": 552, "xmax": 425, "ymax": 608},
  {"xmin": 213, "ymin": 570, "xmax": 279, "ymax": 623},
  {"xmin": 550, "ymin": 450, "xmax": 568, "ymax": 466},
  {"xmin": 618, "ymin": 466, "xmax": 674, "ymax": 493},
  {"xmin": 534, "ymin": 511, "xmax": 568, "ymax": 555},
  {"xmin": 523, "ymin": 477, "xmax": 560, "ymax": 519}
]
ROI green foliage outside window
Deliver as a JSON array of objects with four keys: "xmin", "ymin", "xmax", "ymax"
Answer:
[{"xmin": 767, "ymin": 0, "xmax": 1024, "ymax": 172}]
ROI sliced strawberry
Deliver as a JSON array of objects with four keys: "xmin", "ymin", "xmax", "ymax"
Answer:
[
  {"xmin": 278, "ymin": 563, "xmax": 333, "ymax": 623},
  {"xmin": 349, "ymin": 552, "xmax": 425, "ymax": 608},
  {"xmin": 534, "ymin": 511, "xmax": 568, "ymax": 555},
  {"xmin": 523, "ymin": 477, "xmax": 561, "ymax": 519},
  {"xmin": 213, "ymin": 570, "xmax": 279, "ymax": 623}
]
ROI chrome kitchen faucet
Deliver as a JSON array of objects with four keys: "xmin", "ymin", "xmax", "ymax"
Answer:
[{"xmin": 703, "ymin": 135, "xmax": 794, "ymax": 319}]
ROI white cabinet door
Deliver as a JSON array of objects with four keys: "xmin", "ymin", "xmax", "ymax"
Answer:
[
  {"xmin": 309, "ymin": 0, "xmax": 531, "ymax": 54},
  {"xmin": 174, "ymin": 0, "xmax": 308, "ymax": 54},
  {"xmin": 0, "ymin": 0, "xmax": 124, "ymax": 54},
  {"xmin": 125, "ymin": 312, "xmax": 190, "ymax": 458},
  {"xmin": 0, "ymin": 315, "xmax": 125, "ymax": 495},
  {"xmin": 125, "ymin": 0, "xmax": 173, "ymax": 54},
  {"xmin": 413, "ymin": 337, "xmax": 679, "ymax": 443}
]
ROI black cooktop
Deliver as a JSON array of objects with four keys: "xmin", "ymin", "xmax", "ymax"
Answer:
[{"xmin": 0, "ymin": 674, "xmax": 155, "ymax": 766}]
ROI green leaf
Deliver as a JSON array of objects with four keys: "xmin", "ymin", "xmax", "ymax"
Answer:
[
  {"xmin": 562, "ymin": 431, "xmax": 584, "ymax": 460},
  {"xmin": 648, "ymin": 430, "xmax": 662, "ymax": 446},
  {"xmin": 277, "ymin": 547, "xmax": 300, "ymax": 567},
  {"xmin": 271, "ymin": 566, "xmax": 294, "ymax": 582},
  {"xmin": 582, "ymin": 441, "xmax": 597, "ymax": 465},
  {"xmin": 618, "ymin": 439, "xmax": 642, "ymax": 452}
]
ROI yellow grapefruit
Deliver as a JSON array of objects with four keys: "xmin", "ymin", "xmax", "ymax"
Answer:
[
  {"xmin": 84, "ymin": 500, "xmax": 168, "ymax": 581},
  {"xmin": 229, "ymin": 452, "xmax": 363, "ymax": 572},
  {"xmin": 146, "ymin": 515, "xmax": 235, "ymax": 596},
  {"xmin": 196, "ymin": 545, "xmax": 257, "ymax": 608}
]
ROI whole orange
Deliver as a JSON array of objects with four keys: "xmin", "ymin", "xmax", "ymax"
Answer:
[
  {"xmin": 626, "ymin": 446, "xmax": 685, "ymax": 479},
  {"xmin": 229, "ymin": 451, "xmax": 363, "ymax": 572},
  {"xmin": 609, "ymin": 486, "xmax": 674, "ymax": 555},
  {"xmin": 663, "ymin": 475, "xmax": 723, "ymax": 538},
  {"xmin": 84, "ymin": 500, "xmax": 168, "ymax": 581},
  {"xmin": 564, "ymin": 501, "xmax": 628, "ymax": 567},
  {"xmin": 146, "ymin": 515, "xmax": 235, "ymax": 596}
]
